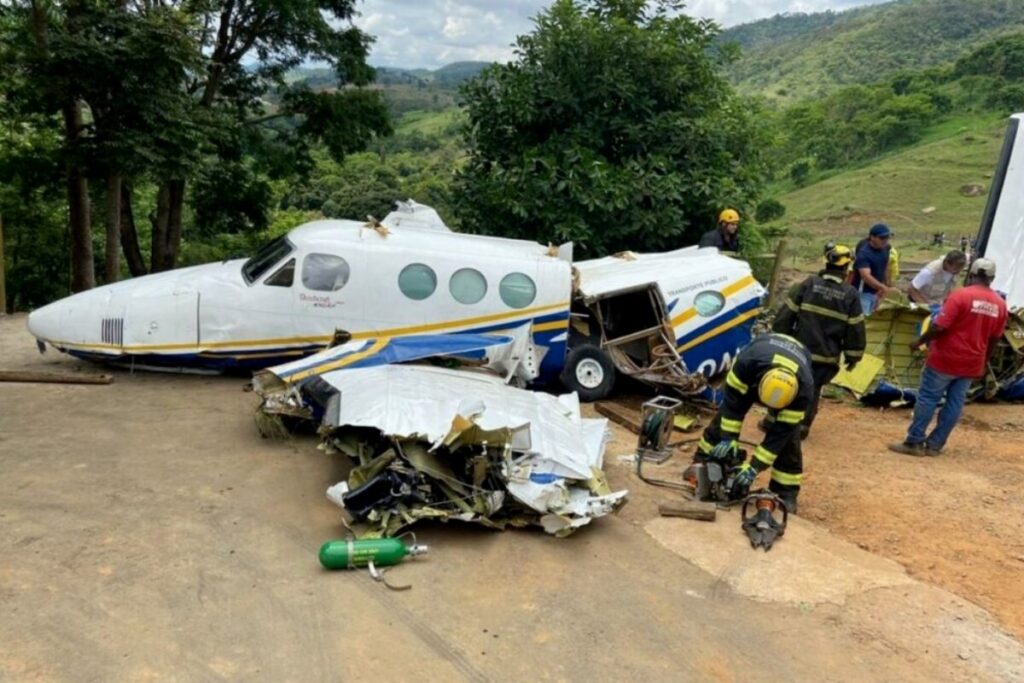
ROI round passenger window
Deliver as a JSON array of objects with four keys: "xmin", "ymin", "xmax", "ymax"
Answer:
[
  {"xmin": 499, "ymin": 273, "xmax": 537, "ymax": 309},
  {"xmin": 694, "ymin": 290, "xmax": 726, "ymax": 317},
  {"xmin": 449, "ymin": 268, "xmax": 488, "ymax": 305},
  {"xmin": 398, "ymin": 263, "xmax": 438, "ymax": 301}
]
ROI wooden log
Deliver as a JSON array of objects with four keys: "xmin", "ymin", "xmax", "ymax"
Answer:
[
  {"xmin": 0, "ymin": 370, "xmax": 113, "ymax": 385},
  {"xmin": 658, "ymin": 500, "xmax": 717, "ymax": 521}
]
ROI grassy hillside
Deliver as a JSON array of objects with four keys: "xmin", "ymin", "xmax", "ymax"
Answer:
[
  {"xmin": 773, "ymin": 114, "xmax": 1009, "ymax": 265},
  {"xmin": 723, "ymin": 0, "xmax": 1024, "ymax": 101}
]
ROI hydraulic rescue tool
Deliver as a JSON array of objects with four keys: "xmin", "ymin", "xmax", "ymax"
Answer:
[{"xmin": 740, "ymin": 492, "xmax": 788, "ymax": 551}]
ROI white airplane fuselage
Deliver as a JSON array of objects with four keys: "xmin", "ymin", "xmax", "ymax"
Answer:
[{"xmin": 27, "ymin": 209, "xmax": 764, "ymax": 384}]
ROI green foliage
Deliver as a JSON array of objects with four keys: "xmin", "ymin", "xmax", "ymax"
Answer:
[
  {"xmin": 789, "ymin": 161, "xmax": 810, "ymax": 186},
  {"xmin": 722, "ymin": 0, "xmax": 1024, "ymax": 102},
  {"xmin": 755, "ymin": 199, "xmax": 786, "ymax": 223},
  {"xmin": 455, "ymin": 0, "xmax": 772, "ymax": 255},
  {"xmin": 955, "ymin": 32, "xmax": 1024, "ymax": 80}
]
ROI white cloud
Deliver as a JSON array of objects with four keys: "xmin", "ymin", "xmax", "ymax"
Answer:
[{"xmin": 353, "ymin": 0, "xmax": 892, "ymax": 69}]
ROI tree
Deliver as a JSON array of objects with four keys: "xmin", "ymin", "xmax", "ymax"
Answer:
[
  {"xmin": 0, "ymin": 0, "xmax": 391, "ymax": 295},
  {"xmin": 454, "ymin": 0, "xmax": 772, "ymax": 255},
  {"xmin": 755, "ymin": 198, "xmax": 786, "ymax": 223},
  {"xmin": 141, "ymin": 0, "xmax": 391, "ymax": 272}
]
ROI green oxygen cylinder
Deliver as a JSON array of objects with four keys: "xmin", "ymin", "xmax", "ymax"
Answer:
[{"xmin": 318, "ymin": 537, "xmax": 429, "ymax": 570}]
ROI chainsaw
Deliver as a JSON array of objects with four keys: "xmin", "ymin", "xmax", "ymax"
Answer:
[{"xmin": 682, "ymin": 446, "xmax": 746, "ymax": 503}]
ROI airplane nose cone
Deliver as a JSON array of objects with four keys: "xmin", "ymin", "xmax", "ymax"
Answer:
[{"xmin": 27, "ymin": 301, "xmax": 65, "ymax": 344}]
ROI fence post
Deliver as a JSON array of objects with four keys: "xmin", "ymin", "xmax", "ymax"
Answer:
[{"xmin": 767, "ymin": 238, "xmax": 789, "ymax": 310}]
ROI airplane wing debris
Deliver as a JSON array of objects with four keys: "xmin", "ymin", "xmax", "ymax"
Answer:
[{"xmin": 255, "ymin": 330, "xmax": 627, "ymax": 537}]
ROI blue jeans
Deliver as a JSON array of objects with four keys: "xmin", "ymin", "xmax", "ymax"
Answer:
[
  {"xmin": 905, "ymin": 366, "xmax": 973, "ymax": 451},
  {"xmin": 859, "ymin": 291, "xmax": 877, "ymax": 315}
]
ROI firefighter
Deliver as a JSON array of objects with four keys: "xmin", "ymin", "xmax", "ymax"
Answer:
[
  {"xmin": 695, "ymin": 333, "xmax": 815, "ymax": 513},
  {"xmin": 772, "ymin": 244, "xmax": 866, "ymax": 437},
  {"xmin": 698, "ymin": 208, "xmax": 741, "ymax": 253}
]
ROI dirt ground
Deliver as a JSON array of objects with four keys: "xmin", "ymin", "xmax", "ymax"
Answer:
[
  {"xmin": 595, "ymin": 391, "xmax": 1024, "ymax": 643},
  {"xmin": 2, "ymin": 313, "xmax": 1024, "ymax": 682}
]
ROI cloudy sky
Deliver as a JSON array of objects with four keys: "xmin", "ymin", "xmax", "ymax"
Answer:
[{"xmin": 355, "ymin": 0, "xmax": 891, "ymax": 69}]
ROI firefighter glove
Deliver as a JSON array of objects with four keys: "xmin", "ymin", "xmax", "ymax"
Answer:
[
  {"xmin": 729, "ymin": 463, "xmax": 758, "ymax": 500},
  {"xmin": 709, "ymin": 439, "xmax": 739, "ymax": 463}
]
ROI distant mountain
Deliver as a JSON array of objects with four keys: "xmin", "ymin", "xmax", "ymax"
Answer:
[
  {"xmin": 721, "ymin": 0, "xmax": 1024, "ymax": 101},
  {"xmin": 287, "ymin": 62, "xmax": 491, "ymax": 90},
  {"xmin": 373, "ymin": 61, "xmax": 491, "ymax": 88}
]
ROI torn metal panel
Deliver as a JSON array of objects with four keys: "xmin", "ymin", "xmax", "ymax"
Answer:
[
  {"xmin": 831, "ymin": 299, "xmax": 1024, "ymax": 404},
  {"xmin": 264, "ymin": 362, "xmax": 625, "ymax": 537},
  {"xmin": 831, "ymin": 299, "xmax": 930, "ymax": 398}
]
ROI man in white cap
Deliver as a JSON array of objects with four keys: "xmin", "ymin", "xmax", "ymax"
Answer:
[{"xmin": 889, "ymin": 258, "xmax": 1007, "ymax": 456}]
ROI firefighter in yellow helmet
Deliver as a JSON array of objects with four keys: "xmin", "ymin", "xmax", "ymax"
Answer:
[
  {"xmin": 772, "ymin": 243, "xmax": 866, "ymax": 438},
  {"xmin": 694, "ymin": 333, "xmax": 814, "ymax": 512},
  {"xmin": 699, "ymin": 208, "xmax": 741, "ymax": 253}
]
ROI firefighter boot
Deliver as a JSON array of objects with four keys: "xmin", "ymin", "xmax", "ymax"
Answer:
[{"xmin": 775, "ymin": 489, "xmax": 799, "ymax": 515}]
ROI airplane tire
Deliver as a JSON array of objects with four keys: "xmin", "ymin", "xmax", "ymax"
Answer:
[{"xmin": 562, "ymin": 344, "xmax": 615, "ymax": 402}]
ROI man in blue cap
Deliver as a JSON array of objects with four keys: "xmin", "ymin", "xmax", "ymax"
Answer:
[{"xmin": 851, "ymin": 223, "xmax": 894, "ymax": 315}]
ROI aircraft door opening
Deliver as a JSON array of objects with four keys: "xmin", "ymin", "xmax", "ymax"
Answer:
[{"xmin": 585, "ymin": 284, "xmax": 705, "ymax": 394}]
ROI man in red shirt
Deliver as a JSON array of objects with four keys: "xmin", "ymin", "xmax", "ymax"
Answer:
[{"xmin": 889, "ymin": 258, "xmax": 1007, "ymax": 456}]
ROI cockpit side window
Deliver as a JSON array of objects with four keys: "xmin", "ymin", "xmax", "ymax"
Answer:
[
  {"xmin": 243, "ymin": 236, "xmax": 294, "ymax": 284},
  {"xmin": 302, "ymin": 253, "xmax": 351, "ymax": 292},
  {"xmin": 264, "ymin": 258, "xmax": 295, "ymax": 287}
]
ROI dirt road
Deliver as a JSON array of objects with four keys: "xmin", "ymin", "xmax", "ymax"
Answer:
[{"xmin": 1, "ymin": 314, "xmax": 1022, "ymax": 682}]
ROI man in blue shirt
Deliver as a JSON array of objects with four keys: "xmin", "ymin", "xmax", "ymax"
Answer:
[{"xmin": 850, "ymin": 223, "xmax": 894, "ymax": 315}]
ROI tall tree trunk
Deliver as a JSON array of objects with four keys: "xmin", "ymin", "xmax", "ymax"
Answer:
[
  {"xmin": 150, "ymin": 184, "xmax": 170, "ymax": 272},
  {"xmin": 62, "ymin": 100, "xmax": 94, "ymax": 293},
  {"xmin": 105, "ymin": 173, "xmax": 122, "ymax": 283},
  {"xmin": 0, "ymin": 212, "xmax": 7, "ymax": 314},
  {"xmin": 120, "ymin": 182, "xmax": 147, "ymax": 277},
  {"xmin": 162, "ymin": 179, "xmax": 186, "ymax": 271}
]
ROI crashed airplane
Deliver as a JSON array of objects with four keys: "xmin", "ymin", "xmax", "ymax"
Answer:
[{"xmin": 26, "ymin": 200, "xmax": 764, "ymax": 400}]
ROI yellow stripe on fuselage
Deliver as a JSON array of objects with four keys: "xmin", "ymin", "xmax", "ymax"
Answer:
[
  {"xmin": 47, "ymin": 301, "xmax": 570, "ymax": 355},
  {"xmin": 676, "ymin": 308, "xmax": 761, "ymax": 353},
  {"xmin": 286, "ymin": 337, "xmax": 391, "ymax": 382},
  {"xmin": 669, "ymin": 275, "xmax": 757, "ymax": 328}
]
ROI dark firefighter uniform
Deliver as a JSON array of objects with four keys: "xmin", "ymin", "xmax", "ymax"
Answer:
[
  {"xmin": 696, "ymin": 333, "xmax": 815, "ymax": 501},
  {"xmin": 772, "ymin": 270, "xmax": 866, "ymax": 433}
]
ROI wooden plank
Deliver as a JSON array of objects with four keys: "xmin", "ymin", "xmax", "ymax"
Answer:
[
  {"xmin": 658, "ymin": 500, "xmax": 717, "ymax": 521},
  {"xmin": 594, "ymin": 401, "xmax": 642, "ymax": 435},
  {"xmin": 0, "ymin": 370, "xmax": 114, "ymax": 385}
]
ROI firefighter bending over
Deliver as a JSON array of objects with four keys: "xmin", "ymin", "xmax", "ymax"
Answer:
[{"xmin": 695, "ymin": 333, "xmax": 815, "ymax": 513}]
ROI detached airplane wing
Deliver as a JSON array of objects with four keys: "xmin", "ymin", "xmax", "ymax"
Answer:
[{"xmin": 977, "ymin": 113, "xmax": 1024, "ymax": 307}]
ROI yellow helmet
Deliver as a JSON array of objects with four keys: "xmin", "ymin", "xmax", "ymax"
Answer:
[
  {"xmin": 719, "ymin": 208, "xmax": 740, "ymax": 224},
  {"xmin": 825, "ymin": 244, "xmax": 853, "ymax": 268},
  {"xmin": 758, "ymin": 367, "xmax": 799, "ymax": 409}
]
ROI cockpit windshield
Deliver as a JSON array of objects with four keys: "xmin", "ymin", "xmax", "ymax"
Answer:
[{"xmin": 242, "ymin": 236, "xmax": 294, "ymax": 284}]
